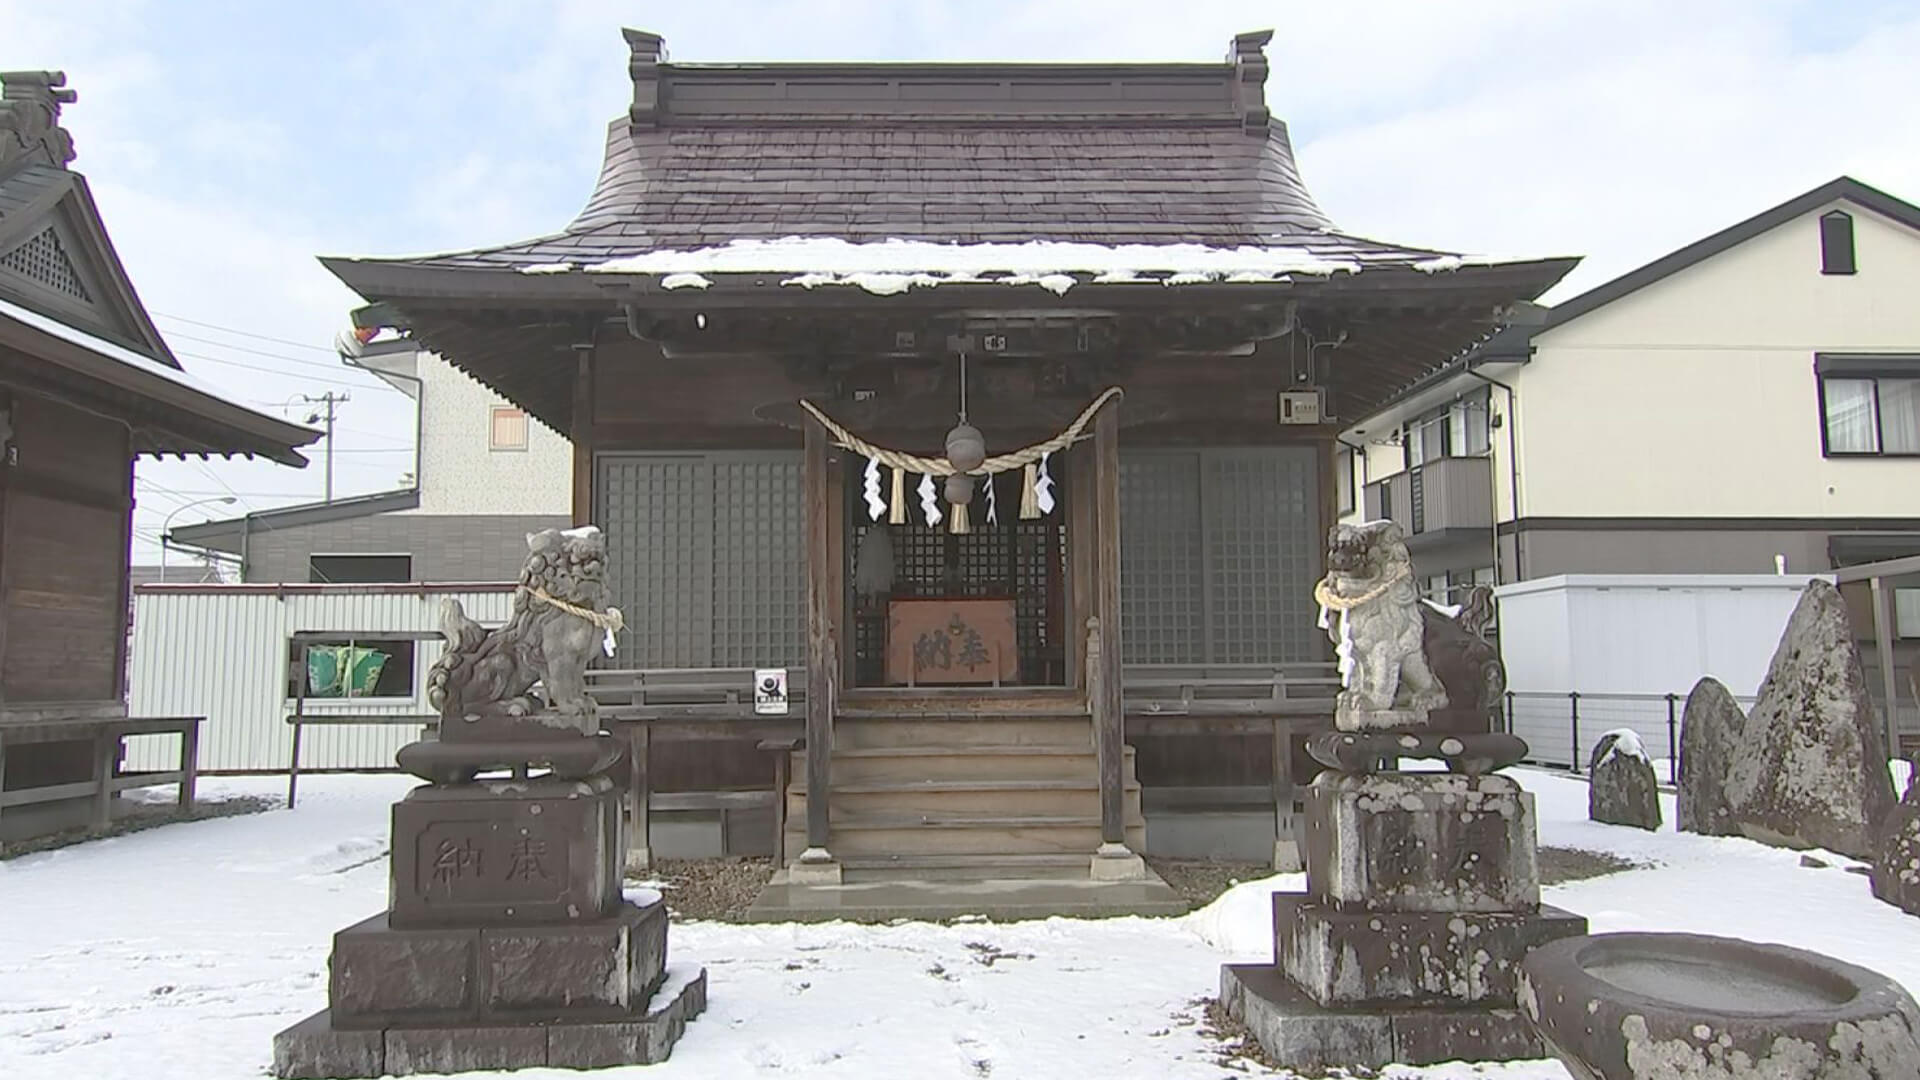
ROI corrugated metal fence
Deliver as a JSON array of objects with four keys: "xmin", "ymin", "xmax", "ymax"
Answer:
[{"xmin": 126, "ymin": 583, "xmax": 515, "ymax": 773}]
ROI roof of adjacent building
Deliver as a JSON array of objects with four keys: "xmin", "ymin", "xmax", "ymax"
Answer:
[
  {"xmin": 0, "ymin": 70, "xmax": 319, "ymax": 466},
  {"xmin": 1539, "ymin": 175, "xmax": 1920, "ymax": 328},
  {"xmin": 1339, "ymin": 176, "xmax": 1920, "ymax": 435}
]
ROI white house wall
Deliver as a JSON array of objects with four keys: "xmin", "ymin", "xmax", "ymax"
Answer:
[
  {"xmin": 124, "ymin": 586, "xmax": 515, "ymax": 773},
  {"xmin": 1514, "ymin": 201, "xmax": 1920, "ymax": 520},
  {"xmin": 403, "ymin": 352, "xmax": 572, "ymax": 517}
]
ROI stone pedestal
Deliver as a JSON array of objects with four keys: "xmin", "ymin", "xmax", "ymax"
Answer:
[
  {"xmin": 1224, "ymin": 771, "xmax": 1587, "ymax": 1072},
  {"xmin": 273, "ymin": 775, "xmax": 706, "ymax": 1077}
]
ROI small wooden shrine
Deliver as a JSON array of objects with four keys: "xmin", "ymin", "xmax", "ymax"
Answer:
[{"xmin": 322, "ymin": 30, "xmax": 1574, "ymax": 892}]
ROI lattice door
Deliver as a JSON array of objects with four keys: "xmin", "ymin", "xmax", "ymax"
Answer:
[{"xmin": 596, "ymin": 452, "xmax": 803, "ymax": 668}]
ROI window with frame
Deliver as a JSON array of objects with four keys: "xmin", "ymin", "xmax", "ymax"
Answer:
[
  {"xmin": 309, "ymin": 553, "xmax": 412, "ymax": 583},
  {"xmin": 1820, "ymin": 210, "xmax": 1856, "ymax": 275},
  {"xmin": 1337, "ymin": 448, "xmax": 1356, "ymax": 514},
  {"xmin": 1816, "ymin": 355, "xmax": 1920, "ymax": 456},
  {"xmin": 490, "ymin": 406, "xmax": 529, "ymax": 451},
  {"xmin": 285, "ymin": 637, "xmax": 417, "ymax": 701},
  {"xmin": 1404, "ymin": 389, "xmax": 1491, "ymax": 467}
]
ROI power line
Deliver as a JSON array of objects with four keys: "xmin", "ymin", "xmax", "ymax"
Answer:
[
  {"xmin": 173, "ymin": 349, "xmax": 378, "ymax": 388},
  {"xmin": 166, "ymin": 331, "xmax": 360, "ymax": 370},
  {"xmin": 151, "ymin": 311, "xmax": 342, "ymax": 354}
]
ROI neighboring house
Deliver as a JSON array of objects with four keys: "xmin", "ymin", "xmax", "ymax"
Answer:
[
  {"xmin": 1339, "ymin": 175, "xmax": 1920, "ymax": 586},
  {"xmin": 0, "ymin": 71, "xmax": 316, "ymax": 841},
  {"xmin": 168, "ymin": 335, "xmax": 573, "ymax": 583},
  {"xmin": 1336, "ymin": 175, "xmax": 1920, "ymax": 738}
]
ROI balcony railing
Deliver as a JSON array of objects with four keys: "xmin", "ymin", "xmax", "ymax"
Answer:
[{"xmin": 1362, "ymin": 455, "xmax": 1493, "ymax": 539}]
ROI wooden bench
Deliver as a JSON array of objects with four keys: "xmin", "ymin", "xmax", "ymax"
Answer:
[
  {"xmin": 586, "ymin": 667, "xmax": 807, "ymax": 868},
  {"xmin": 0, "ymin": 709, "xmax": 202, "ymax": 836}
]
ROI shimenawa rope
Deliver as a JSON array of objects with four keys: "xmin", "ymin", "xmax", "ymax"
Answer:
[
  {"xmin": 522, "ymin": 585, "xmax": 626, "ymax": 633},
  {"xmin": 797, "ymin": 386, "xmax": 1123, "ymax": 476},
  {"xmin": 1313, "ymin": 563, "xmax": 1411, "ymax": 612}
]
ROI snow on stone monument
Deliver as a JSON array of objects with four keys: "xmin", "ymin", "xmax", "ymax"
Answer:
[
  {"xmin": 1587, "ymin": 729, "xmax": 1661, "ymax": 831},
  {"xmin": 1677, "ymin": 580, "xmax": 1897, "ymax": 860}
]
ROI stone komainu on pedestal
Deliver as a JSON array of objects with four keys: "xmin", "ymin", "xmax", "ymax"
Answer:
[
  {"xmin": 1222, "ymin": 527, "xmax": 1586, "ymax": 1072},
  {"xmin": 272, "ymin": 527, "xmax": 706, "ymax": 1079}
]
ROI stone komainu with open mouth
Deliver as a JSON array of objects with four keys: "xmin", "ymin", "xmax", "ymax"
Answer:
[{"xmin": 1312, "ymin": 519, "xmax": 1521, "ymax": 774}]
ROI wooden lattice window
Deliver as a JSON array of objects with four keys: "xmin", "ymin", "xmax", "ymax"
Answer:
[{"xmin": 0, "ymin": 226, "xmax": 91, "ymax": 301}]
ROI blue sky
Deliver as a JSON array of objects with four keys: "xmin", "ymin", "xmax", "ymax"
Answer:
[{"xmin": 4, "ymin": 0, "xmax": 1919, "ymax": 561}]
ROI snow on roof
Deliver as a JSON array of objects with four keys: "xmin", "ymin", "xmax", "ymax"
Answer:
[{"xmin": 510, "ymin": 237, "xmax": 1527, "ymax": 297}]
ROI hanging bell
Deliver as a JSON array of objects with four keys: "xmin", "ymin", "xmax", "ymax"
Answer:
[
  {"xmin": 943, "ymin": 471, "xmax": 975, "ymax": 506},
  {"xmin": 944, "ymin": 423, "xmax": 986, "ymax": 473}
]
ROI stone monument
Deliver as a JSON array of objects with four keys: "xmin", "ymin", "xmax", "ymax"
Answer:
[
  {"xmin": 1678, "ymin": 580, "xmax": 1898, "ymax": 860},
  {"xmin": 1587, "ymin": 728, "xmax": 1662, "ymax": 831},
  {"xmin": 272, "ymin": 526, "xmax": 706, "ymax": 1078},
  {"xmin": 1221, "ymin": 521, "xmax": 1586, "ymax": 1071}
]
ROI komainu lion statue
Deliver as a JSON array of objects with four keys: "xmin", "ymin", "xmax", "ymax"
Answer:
[
  {"xmin": 1316, "ymin": 520, "xmax": 1447, "ymax": 729},
  {"xmin": 426, "ymin": 526, "xmax": 623, "ymax": 731}
]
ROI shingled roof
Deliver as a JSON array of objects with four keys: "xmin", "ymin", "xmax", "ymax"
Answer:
[{"xmin": 344, "ymin": 30, "xmax": 1495, "ymax": 280}]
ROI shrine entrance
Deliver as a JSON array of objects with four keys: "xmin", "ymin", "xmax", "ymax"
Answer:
[{"xmin": 846, "ymin": 463, "xmax": 1070, "ymax": 688}]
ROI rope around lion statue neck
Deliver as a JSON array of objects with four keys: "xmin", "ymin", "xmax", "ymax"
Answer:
[
  {"xmin": 1312, "ymin": 563, "xmax": 1411, "ymax": 612},
  {"xmin": 521, "ymin": 584, "xmax": 626, "ymax": 633}
]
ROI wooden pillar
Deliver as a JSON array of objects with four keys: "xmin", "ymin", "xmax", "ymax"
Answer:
[
  {"xmin": 796, "ymin": 413, "xmax": 841, "ymax": 881},
  {"xmin": 178, "ymin": 720, "xmax": 200, "ymax": 810},
  {"xmin": 1271, "ymin": 716, "xmax": 1301, "ymax": 870},
  {"xmin": 1871, "ymin": 576, "xmax": 1900, "ymax": 764},
  {"xmin": 1085, "ymin": 397, "xmax": 1144, "ymax": 884},
  {"xmin": 626, "ymin": 721, "xmax": 651, "ymax": 871},
  {"xmin": 92, "ymin": 729, "xmax": 116, "ymax": 828},
  {"xmin": 571, "ymin": 348, "xmax": 597, "ymax": 527},
  {"xmin": 1066, "ymin": 443, "xmax": 1096, "ymax": 691}
]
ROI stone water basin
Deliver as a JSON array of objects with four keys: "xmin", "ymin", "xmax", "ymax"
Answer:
[{"xmin": 1517, "ymin": 932, "xmax": 1920, "ymax": 1080}]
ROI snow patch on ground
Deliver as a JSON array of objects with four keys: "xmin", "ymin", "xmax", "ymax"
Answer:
[{"xmin": 4, "ymin": 769, "xmax": 1920, "ymax": 1079}]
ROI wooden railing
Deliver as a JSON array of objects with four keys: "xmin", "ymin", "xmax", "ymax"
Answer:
[
  {"xmin": 1121, "ymin": 661, "xmax": 1342, "ymax": 870},
  {"xmin": 583, "ymin": 665, "xmax": 805, "ymax": 868}
]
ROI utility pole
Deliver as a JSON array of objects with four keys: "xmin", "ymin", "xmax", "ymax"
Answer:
[{"xmin": 301, "ymin": 392, "xmax": 348, "ymax": 503}]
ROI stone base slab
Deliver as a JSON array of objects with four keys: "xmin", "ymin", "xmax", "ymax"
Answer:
[
  {"xmin": 328, "ymin": 900, "xmax": 667, "ymax": 1028},
  {"xmin": 272, "ymin": 964, "xmax": 706, "ymax": 1078},
  {"xmin": 1220, "ymin": 963, "xmax": 1544, "ymax": 1073},
  {"xmin": 1272, "ymin": 893, "xmax": 1589, "ymax": 1007}
]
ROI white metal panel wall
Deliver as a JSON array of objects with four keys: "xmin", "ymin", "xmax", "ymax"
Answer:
[
  {"xmin": 1497, "ymin": 575, "xmax": 1820, "ymax": 696},
  {"xmin": 1495, "ymin": 574, "xmax": 1820, "ymax": 769},
  {"xmin": 126, "ymin": 588, "xmax": 515, "ymax": 772},
  {"xmin": 1491, "ymin": 585, "xmax": 1573, "ymax": 692}
]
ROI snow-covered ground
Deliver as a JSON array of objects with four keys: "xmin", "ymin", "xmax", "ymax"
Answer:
[{"xmin": 2, "ymin": 767, "xmax": 1915, "ymax": 1080}]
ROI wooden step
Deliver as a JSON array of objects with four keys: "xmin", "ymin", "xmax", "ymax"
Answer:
[
  {"xmin": 812, "ymin": 744, "xmax": 1132, "ymax": 783},
  {"xmin": 837, "ymin": 689, "xmax": 1086, "ymax": 717},
  {"xmin": 835, "ymin": 853, "xmax": 1091, "ymax": 883},
  {"xmin": 785, "ymin": 813, "xmax": 1147, "ymax": 857},
  {"xmin": 787, "ymin": 777, "xmax": 1141, "ymax": 817},
  {"xmin": 834, "ymin": 715, "xmax": 1092, "ymax": 750}
]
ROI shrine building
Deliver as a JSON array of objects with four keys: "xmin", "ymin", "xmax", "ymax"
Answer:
[{"xmin": 323, "ymin": 30, "xmax": 1574, "ymax": 902}]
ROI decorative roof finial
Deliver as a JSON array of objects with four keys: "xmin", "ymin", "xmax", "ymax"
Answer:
[
  {"xmin": 624, "ymin": 30, "xmax": 667, "ymax": 132},
  {"xmin": 0, "ymin": 70, "xmax": 78, "ymax": 173},
  {"xmin": 1229, "ymin": 31, "xmax": 1273, "ymax": 136}
]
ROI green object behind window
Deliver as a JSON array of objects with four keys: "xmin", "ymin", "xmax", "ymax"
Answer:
[{"xmin": 306, "ymin": 646, "xmax": 390, "ymax": 698}]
